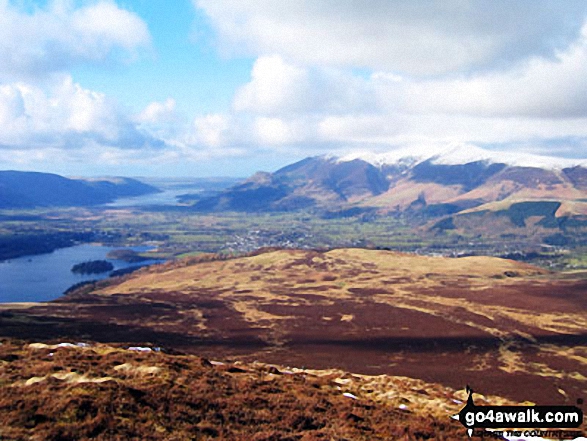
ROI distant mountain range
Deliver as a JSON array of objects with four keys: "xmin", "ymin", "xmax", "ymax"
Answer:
[
  {"xmin": 4, "ymin": 147, "xmax": 587, "ymax": 230},
  {"xmin": 0, "ymin": 171, "xmax": 159, "ymax": 208},
  {"xmin": 192, "ymin": 147, "xmax": 587, "ymax": 226}
]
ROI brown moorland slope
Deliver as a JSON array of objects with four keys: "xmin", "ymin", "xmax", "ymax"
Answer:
[
  {"xmin": 0, "ymin": 340, "xmax": 472, "ymax": 440},
  {"xmin": 1, "ymin": 248, "xmax": 586, "ymax": 407}
]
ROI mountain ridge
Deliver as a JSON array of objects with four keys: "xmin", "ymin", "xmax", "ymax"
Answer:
[
  {"xmin": 0, "ymin": 170, "xmax": 160, "ymax": 209},
  {"xmin": 191, "ymin": 150, "xmax": 587, "ymax": 225},
  {"xmin": 340, "ymin": 144, "xmax": 587, "ymax": 169}
]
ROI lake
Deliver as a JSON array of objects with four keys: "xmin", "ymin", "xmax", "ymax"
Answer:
[
  {"xmin": 103, "ymin": 188, "xmax": 189, "ymax": 207},
  {"xmin": 0, "ymin": 244, "xmax": 161, "ymax": 303},
  {"xmin": 0, "ymin": 178, "xmax": 240, "ymax": 303},
  {"xmin": 103, "ymin": 177, "xmax": 242, "ymax": 208}
]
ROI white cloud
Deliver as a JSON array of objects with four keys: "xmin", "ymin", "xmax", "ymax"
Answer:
[
  {"xmin": 234, "ymin": 55, "xmax": 310, "ymax": 114},
  {"xmin": 254, "ymin": 117, "xmax": 295, "ymax": 145},
  {"xmin": 221, "ymin": 25, "xmax": 587, "ymax": 158},
  {"xmin": 57, "ymin": 77, "xmax": 119, "ymax": 137},
  {"xmin": 317, "ymin": 115, "xmax": 399, "ymax": 145},
  {"xmin": 0, "ymin": 85, "xmax": 27, "ymax": 130},
  {"xmin": 0, "ymin": 0, "xmax": 150, "ymax": 79},
  {"xmin": 313, "ymin": 111, "xmax": 587, "ymax": 159},
  {"xmin": 5, "ymin": 1, "xmax": 587, "ymax": 175},
  {"xmin": 196, "ymin": 0, "xmax": 587, "ymax": 75},
  {"xmin": 190, "ymin": 0, "xmax": 587, "ymax": 164},
  {"xmin": 0, "ymin": 143, "xmax": 184, "ymax": 176},
  {"xmin": 233, "ymin": 55, "xmax": 375, "ymax": 116},
  {"xmin": 138, "ymin": 98, "xmax": 177, "ymax": 124},
  {"xmin": 192, "ymin": 113, "xmax": 230, "ymax": 147},
  {"xmin": 70, "ymin": 2, "xmax": 150, "ymax": 53},
  {"xmin": 377, "ymin": 23, "xmax": 587, "ymax": 119},
  {"xmin": 0, "ymin": 75, "xmax": 159, "ymax": 152}
]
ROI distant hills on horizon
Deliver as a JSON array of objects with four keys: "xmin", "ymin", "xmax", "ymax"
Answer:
[
  {"xmin": 192, "ymin": 150, "xmax": 587, "ymax": 219},
  {"xmin": 0, "ymin": 170, "xmax": 160, "ymax": 209},
  {"xmin": 3, "ymin": 147, "xmax": 587, "ymax": 232}
]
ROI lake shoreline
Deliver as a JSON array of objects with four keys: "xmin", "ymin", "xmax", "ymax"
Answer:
[
  {"xmin": 0, "ymin": 232, "xmax": 97, "ymax": 262},
  {"xmin": 0, "ymin": 244, "xmax": 164, "ymax": 304}
]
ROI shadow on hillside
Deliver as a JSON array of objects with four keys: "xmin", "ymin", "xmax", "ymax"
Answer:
[
  {"xmin": 0, "ymin": 312, "xmax": 267, "ymax": 350},
  {"xmin": 289, "ymin": 333, "xmax": 587, "ymax": 352},
  {"xmin": 1, "ymin": 310, "xmax": 585, "ymax": 353}
]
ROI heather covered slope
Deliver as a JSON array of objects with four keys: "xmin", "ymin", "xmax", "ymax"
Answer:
[
  {"xmin": 1, "ymin": 248, "xmax": 586, "ymax": 406},
  {"xmin": 0, "ymin": 340, "xmax": 470, "ymax": 440}
]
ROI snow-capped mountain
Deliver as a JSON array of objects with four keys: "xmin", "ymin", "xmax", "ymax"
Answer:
[
  {"xmin": 192, "ymin": 147, "xmax": 587, "ymax": 224},
  {"xmin": 340, "ymin": 144, "xmax": 587, "ymax": 169}
]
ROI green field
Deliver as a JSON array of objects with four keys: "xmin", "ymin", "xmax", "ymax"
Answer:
[{"xmin": 2, "ymin": 201, "xmax": 587, "ymax": 271}]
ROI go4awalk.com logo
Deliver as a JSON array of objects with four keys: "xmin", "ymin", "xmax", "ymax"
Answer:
[{"xmin": 453, "ymin": 386, "xmax": 584, "ymax": 439}]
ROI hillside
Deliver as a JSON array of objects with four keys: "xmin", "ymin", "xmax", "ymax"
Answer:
[
  {"xmin": 0, "ymin": 339, "xmax": 472, "ymax": 440},
  {"xmin": 0, "ymin": 171, "xmax": 159, "ymax": 208},
  {"xmin": 2, "ymin": 248, "xmax": 586, "ymax": 407},
  {"xmin": 190, "ymin": 151, "xmax": 587, "ymax": 226},
  {"xmin": 192, "ymin": 158, "xmax": 390, "ymax": 212}
]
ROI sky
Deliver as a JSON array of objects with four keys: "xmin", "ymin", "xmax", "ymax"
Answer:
[{"xmin": 1, "ymin": 0, "xmax": 587, "ymax": 177}]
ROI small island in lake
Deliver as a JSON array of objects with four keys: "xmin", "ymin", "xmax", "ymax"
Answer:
[{"xmin": 71, "ymin": 260, "xmax": 114, "ymax": 275}]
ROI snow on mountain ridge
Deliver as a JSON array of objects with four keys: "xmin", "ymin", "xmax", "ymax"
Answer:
[
  {"xmin": 339, "ymin": 144, "xmax": 587, "ymax": 169},
  {"xmin": 338, "ymin": 148, "xmax": 425, "ymax": 168}
]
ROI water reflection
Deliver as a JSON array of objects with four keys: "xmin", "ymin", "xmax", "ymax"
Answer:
[{"xmin": 0, "ymin": 244, "xmax": 161, "ymax": 303}]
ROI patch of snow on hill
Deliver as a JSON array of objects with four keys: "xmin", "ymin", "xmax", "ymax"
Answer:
[{"xmin": 341, "ymin": 143, "xmax": 587, "ymax": 169}]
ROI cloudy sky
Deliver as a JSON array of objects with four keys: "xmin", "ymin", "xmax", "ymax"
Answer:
[{"xmin": 2, "ymin": 0, "xmax": 587, "ymax": 177}]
